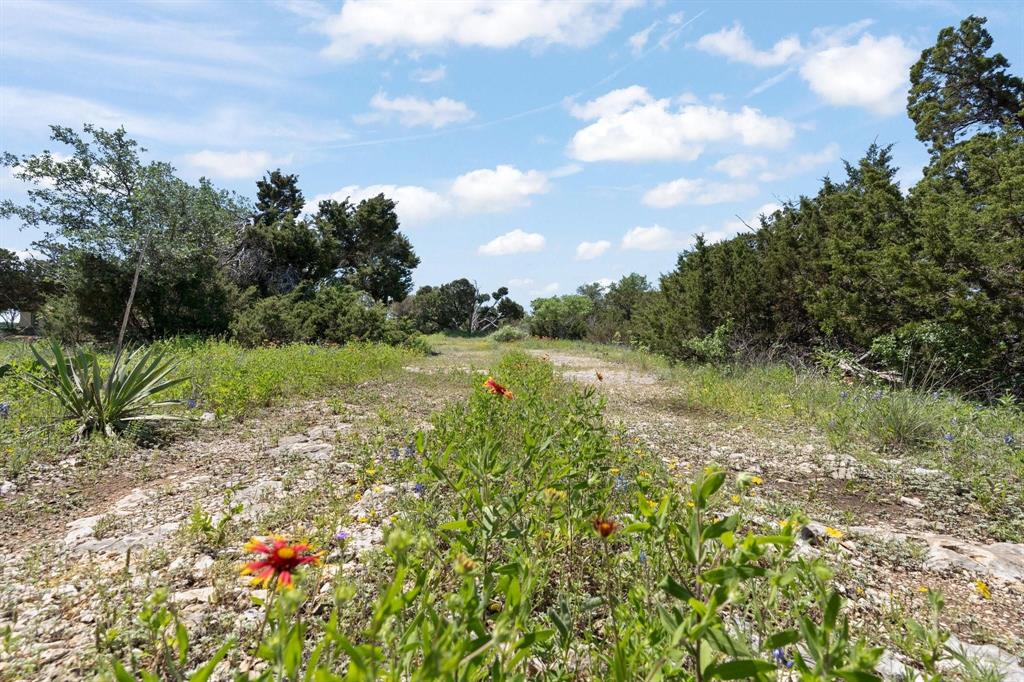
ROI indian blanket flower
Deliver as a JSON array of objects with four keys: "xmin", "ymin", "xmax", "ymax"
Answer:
[
  {"xmin": 241, "ymin": 536, "xmax": 320, "ymax": 589},
  {"xmin": 483, "ymin": 377, "xmax": 513, "ymax": 399},
  {"xmin": 593, "ymin": 517, "xmax": 619, "ymax": 538}
]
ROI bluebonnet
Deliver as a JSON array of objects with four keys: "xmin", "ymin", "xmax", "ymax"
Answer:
[
  {"xmin": 413, "ymin": 482, "xmax": 425, "ymax": 494},
  {"xmin": 389, "ymin": 447, "xmax": 400, "ymax": 461},
  {"xmin": 943, "ymin": 433, "xmax": 955, "ymax": 442},
  {"xmin": 1005, "ymin": 434, "xmax": 1016, "ymax": 446},
  {"xmin": 614, "ymin": 474, "xmax": 629, "ymax": 491},
  {"xmin": 773, "ymin": 648, "xmax": 793, "ymax": 669},
  {"xmin": 186, "ymin": 398, "xmax": 197, "ymax": 410},
  {"xmin": 0, "ymin": 402, "xmax": 8, "ymax": 419},
  {"xmin": 839, "ymin": 391, "xmax": 848, "ymax": 399},
  {"xmin": 871, "ymin": 390, "xmax": 883, "ymax": 401},
  {"xmin": 405, "ymin": 443, "xmax": 416, "ymax": 457},
  {"xmin": 638, "ymin": 550, "xmax": 647, "ymax": 565}
]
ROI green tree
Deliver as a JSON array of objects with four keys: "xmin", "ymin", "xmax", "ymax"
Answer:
[
  {"xmin": 0, "ymin": 249, "xmax": 49, "ymax": 329},
  {"xmin": 908, "ymin": 15, "xmax": 1024, "ymax": 154},
  {"xmin": 529, "ymin": 295, "xmax": 594, "ymax": 339},
  {"xmin": 315, "ymin": 194, "xmax": 419, "ymax": 304},
  {"xmin": 1, "ymin": 125, "xmax": 245, "ymax": 341}
]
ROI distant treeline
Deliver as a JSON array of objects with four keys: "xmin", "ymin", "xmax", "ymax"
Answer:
[{"xmin": 530, "ymin": 17, "xmax": 1023, "ymax": 395}]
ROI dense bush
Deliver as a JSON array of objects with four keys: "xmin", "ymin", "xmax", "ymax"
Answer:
[
  {"xmin": 528, "ymin": 295, "xmax": 593, "ymax": 339},
  {"xmin": 491, "ymin": 324, "xmax": 528, "ymax": 342},
  {"xmin": 230, "ymin": 283, "xmax": 417, "ymax": 347}
]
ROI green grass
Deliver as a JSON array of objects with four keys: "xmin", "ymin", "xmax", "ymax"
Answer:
[{"xmin": 0, "ymin": 338, "xmax": 421, "ymax": 476}]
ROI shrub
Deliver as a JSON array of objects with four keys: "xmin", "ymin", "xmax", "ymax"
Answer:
[
  {"xmin": 491, "ymin": 325, "xmax": 528, "ymax": 343},
  {"xmin": 528, "ymin": 295, "xmax": 593, "ymax": 339},
  {"xmin": 682, "ymin": 320, "xmax": 734, "ymax": 363},
  {"xmin": 23, "ymin": 340, "xmax": 186, "ymax": 438},
  {"xmin": 870, "ymin": 321, "xmax": 986, "ymax": 386},
  {"xmin": 231, "ymin": 283, "xmax": 418, "ymax": 347}
]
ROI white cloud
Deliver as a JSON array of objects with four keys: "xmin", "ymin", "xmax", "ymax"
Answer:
[
  {"xmin": 184, "ymin": 150, "xmax": 290, "ymax": 180},
  {"xmin": 310, "ymin": 184, "xmax": 452, "ymax": 227},
  {"xmin": 621, "ymin": 225, "xmax": 682, "ymax": 251},
  {"xmin": 694, "ymin": 23, "xmax": 802, "ymax": 67},
  {"xmin": 642, "ymin": 178, "xmax": 759, "ymax": 208},
  {"xmin": 359, "ymin": 92, "xmax": 474, "ymax": 128},
  {"xmin": 758, "ymin": 143, "xmax": 839, "ymax": 181},
  {"xmin": 450, "ymin": 165, "xmax": 550, "ymax": 212},
  {"xmin": 800, "ymin": 34, "xmax": 915, "ymax": 114},
  {"xmin": 411, "ymin": 64, "xmax": 446, "ymax": 83},
  {"xmin": 595, "ymin": 277, "xmax": 614, "ymax": 289},
  {"xmin": 568, "ymin": 86, "xmax": 794, "ymax": 162},
  {"xmin": 320, "ymin": 0, "xmax": 641, "ymax": 59},
  {"xmin": 713, "ymin": 154, "xmax": 768, "ymax": 179},
  {"xmin": 575, "ymin": 240, "xmax": 611, "ymax": 260},
  {"xmin": 0, "ymin": 86, "xmax": 349, "ymax": 148},
  {"xmin": 530, "ymin": 282, "xmax": 560, "ymax": 296},
  {"xmin": 507, "ymin": 277, "xmax": 534, "ymax": 287},
  {"xmin": 628, "ymin": 22, "xmax": 657, "ymax": 54},
  {"xmin": 478, "ymin": 229, "xmax": 546, "ymax": 256}
]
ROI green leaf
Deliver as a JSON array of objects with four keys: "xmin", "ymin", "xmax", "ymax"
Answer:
[
  {"xmin": 707, "ymin": 659, "xmax": 776, "ymax": 679},
  {"xmin": 438, "ymin": 519, "xmax": 472, "ymax": 532},
  {"xmin": 762, "ymin": 630, "xmax": 800, "ymax": 651},
  {"xmin": 661, "ymin": 574, "xmax": 694, "ymax": 601}
]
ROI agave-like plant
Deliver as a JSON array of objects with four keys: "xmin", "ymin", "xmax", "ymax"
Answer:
[{"xmin": 25, "ymin": 339, "xmax": 187, "ymax": 438}]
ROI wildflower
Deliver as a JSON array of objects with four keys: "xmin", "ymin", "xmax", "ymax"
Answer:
[
  {"xmin": 186, "ymin": 399, "xmax": 197, "ymax": 410},
  {"xmin": 0, "ymin": 402, "xmax": 8, "ymax": 419},
  {"xmin": 389, "ymin": 447, "xmax": 399, "ymax": 460},
  {"xmin": 366, "ymin": 467, "xmax": 377, "ymax": 476},
  {"xmin": 543, "ymin": 487, "xmax": 567, "ymax": 504},
  {"xmin": 638, "ymin": 550, "xmax": 647, "ymax": 565},
  {"xmin": 839, "ymin": 391, "xmax": 848, "ymax": 399},
  {"xmin": 454, "ymin": 553, "xmax": 478, "ymax": 574},
  {"xmin": 871, "ymin": 390, "xmax": 883, "ymax": 400},
  {"xmin": 483, "ymin": 377, "xmax": 513, "ymax": 399},
  {"xmin": 614, "ymin": 474, "xmax": 629, "ymax": 491},
  {"xmin": 737, "ymin": 472, "xmax": 763, "ymax": 487},
  {"xmin": 930, "ymin": 391, "xmax": 941, "ymax": 400},
  {"xmin": 593, "ymin": 517, "xmax": 619, "ymax": 538},
  {"xmin": 773, "ymin": 648, "xmax": 794, "ymax": 669},
  {"xmin": 595, "ymin": 371, "xmax": 604, "ymax": 382},
  {"xmin": 730, "ymin": 494, "xmax": 741, "ymax": 504},
  {"xmin": 917, "ymin": 585, "xmax": 930, "ymax": 593},
  {"xmin": 357, "ymin": 515, "xmax": 369, "ymax": 524},
  {"xmin": 334, "ymin": 530, "xmax": 350, "ymax": 542},
  {"xmin": 241, "ymin": 536, "xmax": 319, "ymax": 589},
  {"xmin": 975, "ymin": 580, "xmax": 991, "ymax": 600},
  {"xmin": 828, "ymin": 418, "xmax": 837, "ymax": 429},
  {"xmin": 405, "ymin": 443, "xmax": 416, "ymax": 457},
  {"xmin": 1005, "ymin": 434, "xmax": 1016, "ymax": 446},
  {"xmin": 608, "ymin": 467, "xmax": 621, "ymax": 474},
  {"xmin": 413, "ymin": 482, "xmax": 425, "ymax": 494},
  {"xmin": 943, "ymin": 433, "xmax": 955, "ymax": 443},
  {"xmin": 353, "ymin": 492, "xmax": 362, "ymax": 501},
  {"xmin": 824, "ymin": 526, "xmax": 843, "ymax": 539}
]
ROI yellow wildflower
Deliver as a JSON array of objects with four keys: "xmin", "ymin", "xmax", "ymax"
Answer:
[
  {"xmin": 357, "ymin": 515, "xmax": 369, "ymax": 524},
  {"xmin": 975, "ymin": 580, "xmax": 991, "ymax": 600},
  {"xmin": 730, "ymin": 494, "xmax": 741, "ymax": 504},
  {"xmin": 824, "ymin": 527, "xmax": 843, "ymax": 539},
  {"xmin": 917, "ymin": 586, "xmax": 930, "ymax": 593}
]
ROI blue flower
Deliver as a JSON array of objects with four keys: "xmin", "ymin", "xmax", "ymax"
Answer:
[
  {"xmin": 405, "ymin": 444, "xmax": 416, "ymax": 457},
  {"xmin": 871, "ymin": 390, "xmax": 883, "ymax": 401},
  {"xmin": 389, "ymin": 447, "xmax": 400, "ymax": 461},
  {"xmin": 839, "ymin": 391, "xmax": 849, "ymax": 399},
  {"xmin": 1005, "ymin": 434, "xmax": 1016, "ymax": 446},
  {"xmin": 638, "ymin": 550, "xmax": 647, "ymax": 565},
  {"xmin": 943, "ymin": 433, "xmax": 955, "ymax": 442},
  {"xmin": 334, "ymin": 530, "xmax": 350, "ymax": 542},
  {"xmin": 773, "ymin": 648, "xmax": 793, "ymax": 669},
  {"xmin": 413, "ymin": 482, "xmax": 425, "ymax": 494},
  {"xmin": 0, "ymin": 402, "xmax": 8, "ymax": 418},
  {"xmin": 614, "ymin": 474, "xmax": 629, "ymax": 491},
  {"xmin": 186, "ymin": 398, "xmax": 197, "ymax": 410}
]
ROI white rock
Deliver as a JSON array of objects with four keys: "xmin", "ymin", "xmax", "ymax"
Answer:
[
  {"xmin": 0, "ymin": 480, "xmax": 17, "ymax": 496},
  {"xmin": 900, "ymin": 496, "xmax": 924, "ymax": 509},
  {"xmin": 923, "ymin": 536, "xmax": 1024, "ymax": 582},
  {"xmin": 175, "ymin": 587, "xmax": 215, "ymax": 605}
]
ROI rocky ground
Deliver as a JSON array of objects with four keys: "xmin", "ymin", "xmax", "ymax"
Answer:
[{"xmin": 0, "ymin": 338, "xmax": 1021, "ymax": 680}]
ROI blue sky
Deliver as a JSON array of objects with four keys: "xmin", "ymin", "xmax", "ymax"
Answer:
[{"xmin": 2, "ymin": 0, "xmax": 1022, "ymax": 304}]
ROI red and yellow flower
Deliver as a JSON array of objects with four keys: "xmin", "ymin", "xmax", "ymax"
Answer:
[
  {"xmin": 593, "ymin": 517, "xmax": 619, "ymax": 538},
  {"xmin": 241, "ymin": 535, "xmax": 320, "ymax": 589},
  {"xmin": 483, "ymin": 377, "xmax": 513, "ymax": 399}
]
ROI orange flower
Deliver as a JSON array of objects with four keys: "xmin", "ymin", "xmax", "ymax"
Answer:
[
  {"xmin": 241, "ymin": 535, "xmax": 320, "ymax": 589},
  {"xmin": 483, "ymin": 377, "xmax": 513, "ymax": 399},
  {"xmin": 595, "ymin": 371, "xmax": 604, "ymax": 381},
  {"xmin": 593, "ymin": 517, "xmax": 619, "ymax": 538}
]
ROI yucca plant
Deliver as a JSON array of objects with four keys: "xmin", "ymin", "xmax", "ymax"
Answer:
[{"xmin": 25, "ymin": 339, "xmax": 186, "ymax": 438}]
